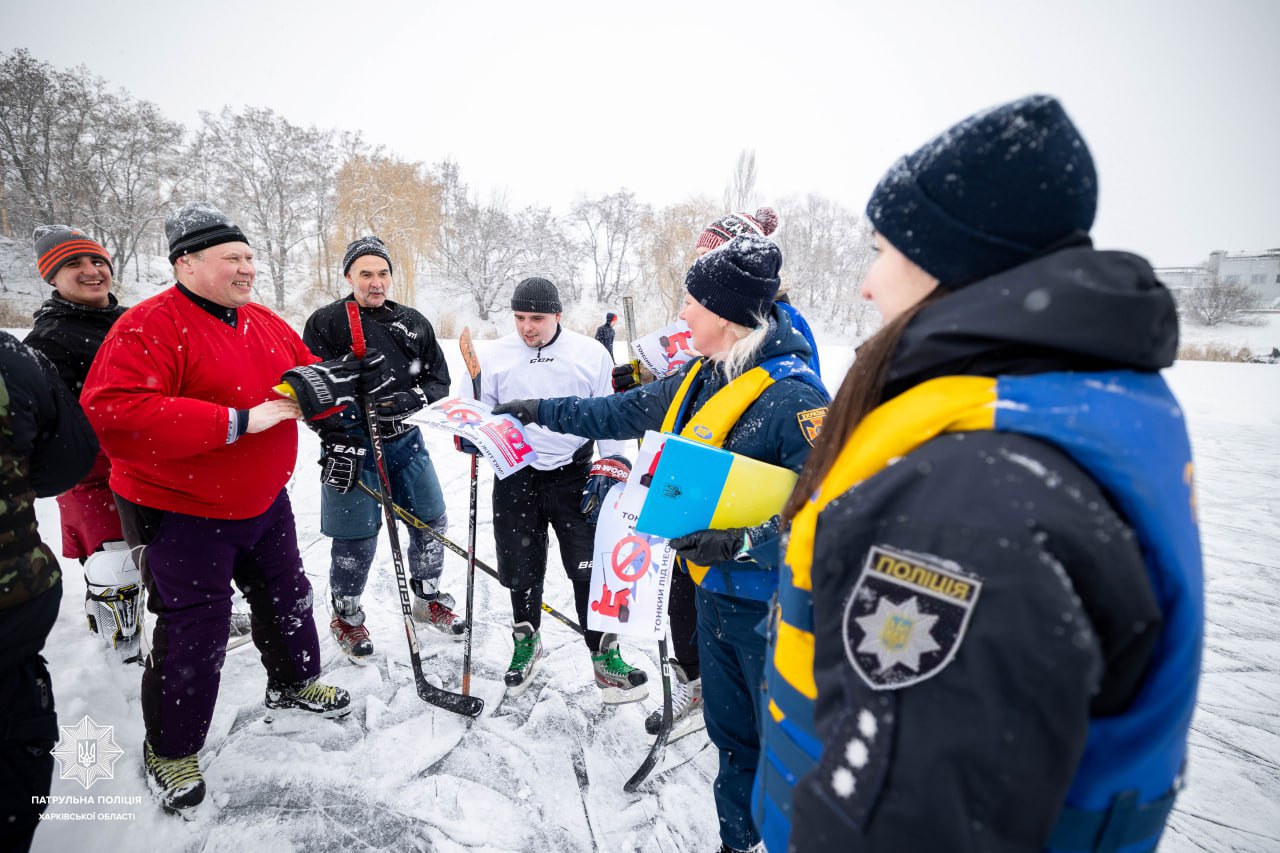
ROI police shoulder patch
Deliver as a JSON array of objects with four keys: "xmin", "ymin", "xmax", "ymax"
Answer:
[
  {"xmin": 842, "ymin": 545, "xmax": 982, "ymax": 691},
  {"xmin": 796, "ymin": 406, "xmax": 827, "ymax": 446}
]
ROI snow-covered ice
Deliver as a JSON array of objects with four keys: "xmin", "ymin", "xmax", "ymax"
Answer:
[{"xmin": 25, "ymin": 340, "xmax": 1280, "ymax": 852}]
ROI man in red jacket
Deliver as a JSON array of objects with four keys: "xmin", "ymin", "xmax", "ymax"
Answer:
[{"xmin": 81, "ymin": 202, "xmax": 387, "ymax": 818}]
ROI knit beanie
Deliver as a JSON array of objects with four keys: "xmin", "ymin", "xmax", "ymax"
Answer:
[
  {"xmin": 342, "ymin": 235, "xmax": 393, "ymax": 276},
  {"xmin": 165, "ymin": 202, "xmax": 249, "ymax": 264},
  {"xmin": 684, "ymin": 234, "xmax": 782, "ymax": 328},
  {"xmin": 33, "ymin": 225, "xmax": 113, "ymax": 283},
  {"xmin": 695, "ymin": 207, "xmax": 779, "ymax": 253},
  {"xmin": 511, "ymin": 277, "xmax": 562, "ymax": 313},
  {"xmin": 866, "ymin": 94, "xmax": 1097, "ymax": 287},
  {"xmin": 606, "ymin": 312, "xmax": 617, "ymax": 323}
]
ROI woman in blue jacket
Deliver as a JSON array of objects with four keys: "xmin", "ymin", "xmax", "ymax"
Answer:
[
  {"xmin": 495, "ymin": 235, "xmax": 830, "ymax": 853},
  {"xmin": 758, "ymin": 95, "xmax": 1202, "ymax": 852}
]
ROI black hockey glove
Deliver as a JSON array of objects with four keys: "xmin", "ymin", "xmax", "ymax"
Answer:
[
  {"xmin": 319, "ymin": 438, "xmax": 366, "ymax": 494},
  {"xmin": 281, "ymin": 352, "xmax": 394, "ymax": 420},
  {"xmin": 611, "ymin": 361, "xmax": 641, "ymax": 393},
  {"xmin": 374, "ymin": 387, "xmax": 428, "ymax": 435},
  {"xmin": 670, "ymin": 527, "xmax": 754, "ymax": 566},
  {"xmin": 491, "ymin": 398, "xmax": 541, "ymax": 426},
  {"xmin": 580, "ymin": 456, "xmax": 631, "ymax": 524},
  {"xmin": 453, "ymin": 435, "xmax": 481, "ymax": 455}
]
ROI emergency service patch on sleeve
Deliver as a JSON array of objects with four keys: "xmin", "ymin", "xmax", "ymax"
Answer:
[
  {"xmin": 796, "ymin": 406, "xmax": 827, "ymax": 446},
  {"xmin": 842, "ymin": 545, "xmax": 982, "ymax": 690}
]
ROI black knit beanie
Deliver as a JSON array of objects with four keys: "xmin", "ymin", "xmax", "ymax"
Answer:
[
  {"xmin": 342, "ymin": 235, "xmax": 393, "ymax": 276},
  {"xmin": 684, "ymin": 235, "xmax": 782, "ymax": 327},
  {"xmin": 165, "ymin": 202, "xmax": 249, "ymax": 264},
  {"xmin": 33, "ymin": 225, "xmax": 113, "ymax": 283},
  {"xmin": 866, "ymin": 94, "xmax": 1097, "ymax": 287},
  {"xmin": 511, "ymin": 277, "xmax": 562, "ymax": 313}
]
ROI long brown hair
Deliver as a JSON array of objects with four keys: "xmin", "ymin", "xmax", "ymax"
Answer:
[{"xmin": 782, "ymin": 289, "xmax": 946, "ymax": 522}]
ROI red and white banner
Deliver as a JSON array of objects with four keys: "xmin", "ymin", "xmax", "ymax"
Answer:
[
  {"xmin": 408, "ymin": 397, "xmax": 538, "ymax": 479},
  {"xmin": 587, "ymin": 432, "xmax": 677, "ymax": 640}
]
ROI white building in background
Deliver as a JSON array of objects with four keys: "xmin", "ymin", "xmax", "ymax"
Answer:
[{"xmin": 1156, "ymin": 248, "xmax": 1280, "ymax": 308}]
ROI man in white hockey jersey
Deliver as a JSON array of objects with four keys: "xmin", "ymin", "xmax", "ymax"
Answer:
[{"xmin": 473, "ymin": 277, "xmax": 647, "ymax": 702}]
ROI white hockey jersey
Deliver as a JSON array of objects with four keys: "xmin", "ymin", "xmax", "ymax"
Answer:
[{"xmin": 472, "ymin": 326, "xmax": 628, "ymax": 471}]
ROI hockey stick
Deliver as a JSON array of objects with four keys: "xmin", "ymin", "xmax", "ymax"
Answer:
[
  {"xmin": 347, "ymin": 302, "xmax": 483, "ymax": 718},
  {"xmin": 356, "ymin": 481, "xmax": 585, "ymax": 636},
  {"xmin": 620, "ymin": 292, "xmax": 676, "ymax": 792},
  {"xmin": 459, "ymin": 327, "xmax": 483, "ymax": 697}
]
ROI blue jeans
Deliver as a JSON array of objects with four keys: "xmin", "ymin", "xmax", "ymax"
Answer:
[
  {"xmin": 697, "ymin": 584, "xmax": 770, "ymax": 851},
  {"xmin": 321, "ymin": 428, "xmax": 447, "ymax": 598}
]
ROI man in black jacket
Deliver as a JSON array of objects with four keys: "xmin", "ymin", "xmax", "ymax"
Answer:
[
  {"xmin": 593, "ymin": 312, "xmax": 617, "ymax": 362},
  {"xmin": 303, "ymin": 236, "xmax": 462, "ymax": 660},
  {"xmin": 0, "ymin": 332, "xmax": 99, "ymax": 853}
]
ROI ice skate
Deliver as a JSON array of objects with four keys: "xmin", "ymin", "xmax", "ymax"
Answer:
[
  {"xmin": 330, "ymin": 595, "xmax": 374, "ymax": 661},
  {"xmin": 412, "ymin": 590, "xmax": 467, "ymax": 638},
  {"xmin": 504, "ymin": 621, "xmax": 545, "ymax": 695},
  {"xmin": 264, "ymin": 676, "xmax": 352, "ymax": 719},
  {"xmin": 645, "ymin": 661, "xmax": 705, "ymax": 738},
  {"xmin": 144, "ymin": 741, "xmax": 204, "ymax": 819},
  {"xmin": 592, "ymin": 633, "xmax": 648, "ymax": 704}
]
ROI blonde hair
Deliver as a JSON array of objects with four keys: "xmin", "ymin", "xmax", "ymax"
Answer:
[{"xmin": 715, "ymin": 314, "xmax": 769, "ymax": 382}]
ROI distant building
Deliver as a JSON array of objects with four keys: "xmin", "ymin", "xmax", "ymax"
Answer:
[{"xmin": 1156, "ymin": 248, "xmax": 1280, "ymax": 309}]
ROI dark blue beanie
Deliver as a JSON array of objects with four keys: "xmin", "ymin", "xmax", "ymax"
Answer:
[
  {"xmin": 866, "ymin": 94, "xmax": 1097, "ymax": 287},
  {"xmin": 685, "ymin": 235, "xmax": 782, "ymax": 327}
]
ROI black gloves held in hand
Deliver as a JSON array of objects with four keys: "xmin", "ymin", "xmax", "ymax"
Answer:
[
  {"xmin": 491, "ymin": 398, "xmax": 541, "ymax": 425},
  {"xmin": 611, "ymin": 361, "xmax": 641, "ymax": 393},
  {"xmin": 580, "ymin": 455, "xmax": 632, "ymax": 524},
  {"xmin": 453, "ymin": 435, "xmax": 481, "ymax": 455},
  {"xmin": 670, "ymin": 527, "xmax": 752, "ymax": 566},
  {"xmin": 319, "ymin": 439, "xmax": 366, "ymax": 494},
  {"xmin": 374, "ymin": 387, "xmax": 428, "ymax": 435},
  {"xmin": 282, "ymin": 352, "xmax": 393, "ymax": 419}
]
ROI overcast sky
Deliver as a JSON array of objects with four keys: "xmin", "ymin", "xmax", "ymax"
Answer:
[{"xmin": 3, "ymin": 0, "xmax": 1277, "ymax": 267}]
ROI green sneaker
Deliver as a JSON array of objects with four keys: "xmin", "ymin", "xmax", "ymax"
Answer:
[
  {"xmin": 504, "ymin": 621, "xmax": 545, "ymax": 695},
  {"xmin": 592, "ymin": 633, "xmax": 649, "ymax": 704},
  {"xmin": 144, "ymin": 741, "xmax": 205, "ymax": 818}
]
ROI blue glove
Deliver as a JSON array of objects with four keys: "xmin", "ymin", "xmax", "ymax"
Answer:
[{"xmin": 580, "ymin": 456, "xmax": 631, "ymax": 524}]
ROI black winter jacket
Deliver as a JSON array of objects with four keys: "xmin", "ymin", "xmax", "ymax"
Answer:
[
  {"xmin": 792, "ymin": 246, "xmax": 1176, "ymax": 851},
  {"xmin": 23, "ymin": 292, "xmax": 126, "ymax": 398},
  {"xmin": 303, "ymin": 296, "xmax": 450, "ymax": 436}
]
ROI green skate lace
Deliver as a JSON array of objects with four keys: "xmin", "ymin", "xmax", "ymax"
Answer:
[
  {"xmin": 294, "ymin": 680, "xmax": 339, "ymax": 704},
  {"xmin": 146, "ymin": 744, "xmax": 201, "ymax": 789},
  {"xmin": 509, "ymin": 633, "xmax": 539, "ymax": 670},
  {"xmin": 593, "ymin": 646, "xmax": 637, "ymax": 677}
]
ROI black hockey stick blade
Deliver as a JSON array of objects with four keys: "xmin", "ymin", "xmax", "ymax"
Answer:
[
  {"xmin": 416, "ymin": 668, "xmax": 485, "ymax": 718},
  {"xmin": 624, "ymin": 638, "xmax": 673, "ymax": 793}
]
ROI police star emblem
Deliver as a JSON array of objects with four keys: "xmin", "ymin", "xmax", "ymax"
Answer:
[
  {"xmin": 51, "ymin": 714, "xmax": 124, "ymax": 789},
  {"xmin": 843, "ymin": 545, "xmax": 982, "ymax": 690}
]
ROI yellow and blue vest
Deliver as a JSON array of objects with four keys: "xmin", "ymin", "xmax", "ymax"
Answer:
[
  {"xmin": 661, "ymin": 354, "xmax": 826, "ymax": 601},
  {"xmin": 755, "ymin": 371, "xmax": 1203, "ymax": 852}
]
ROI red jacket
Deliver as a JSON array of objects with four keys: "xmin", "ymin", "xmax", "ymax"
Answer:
[{"xmin": 81, "ymin": 287, "xmax": 318, "ymax": 520}]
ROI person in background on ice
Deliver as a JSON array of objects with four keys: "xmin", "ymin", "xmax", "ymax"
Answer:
[
  {"xmin": 21, "ymin": 226, "xmax": 145, "ymax": 662},
  {"xmin": 80, "ymin": 202, "xmax": 389, "ymax": 818},
  {"xmin": 303, "ymin": 235, "xmax": 464, "ymax": 659},
  {"xmin": 759, "ymin": 95, "xmax": 1202, "ymax": 852},
  {"xmin": 0, "ymin": 332, "xmax": 98, "ymax": 853},
  {"xmin": 493, "ymin": 238, "xmax": 830, "ymax": 853},
  {"xmin": 469, "ymin": 276, "xmax": 648, "ymax": 702},
  {"xmin": 594, "ymin": 311, "xmax": 618, "ymax": 362}
]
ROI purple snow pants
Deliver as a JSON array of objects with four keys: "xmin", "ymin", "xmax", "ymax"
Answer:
[{"xmin": 117, "ymin": 490, "xmax": 321, "ymax": 757}]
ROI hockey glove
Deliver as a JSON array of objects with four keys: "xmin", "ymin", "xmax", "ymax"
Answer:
[
  {"xmin": 374, "ymin": 387, "xmax": 428, "ymax": 435},
  {"xmin": 453, "ymin": 435, "xmax": 481, "ymax": 455},
  {"xmin": 670, "ymin": 527, "xmax": 754, "ymax": 566},
  {"xmin": 491, "ymin": 398, "xmax": 541, "ymax": 426},
  {"xmin": 612, "ymin": 361, "xmax": 641, "ymax": 393},
  {"xmin": 580, "ymin": 455, "xmax": 632, "ymax": 524},
  {"xmin": 281, "ymin": 352, "xmax": 394, "ymax": 420},
  {"xmin": 319, "ymin": 439, "xmax": 366, "ymax": 494}
]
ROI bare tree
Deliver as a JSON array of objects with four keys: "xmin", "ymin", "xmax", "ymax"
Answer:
[
  {"xmin": 1180, "ymin": 276, "xmax": 1262, "ymax": 326},
  {"xmin": 723, "ymin": 149, "xmax": 758, "ymax": 212},
  {"xmin": 571, "ymin": 190, "xmax": 651, "ymax": 303},
  {"xmin": 774, "ymin": 194, "xmax": 878, "ymax": 337},
  {"xmin": 191, "ymin": 107, "xmax": 338, "ymax": 308},
  {"xmin": 432, "ymin": 161, "xmax": 526, "ymax": 321},
  {"xmin": 515, "ymin": 206, "xmax": 582, "ymax": 302},
  {"xmin": 639, "ymin": 196, "xmax": 721, "ymax": 321}
]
